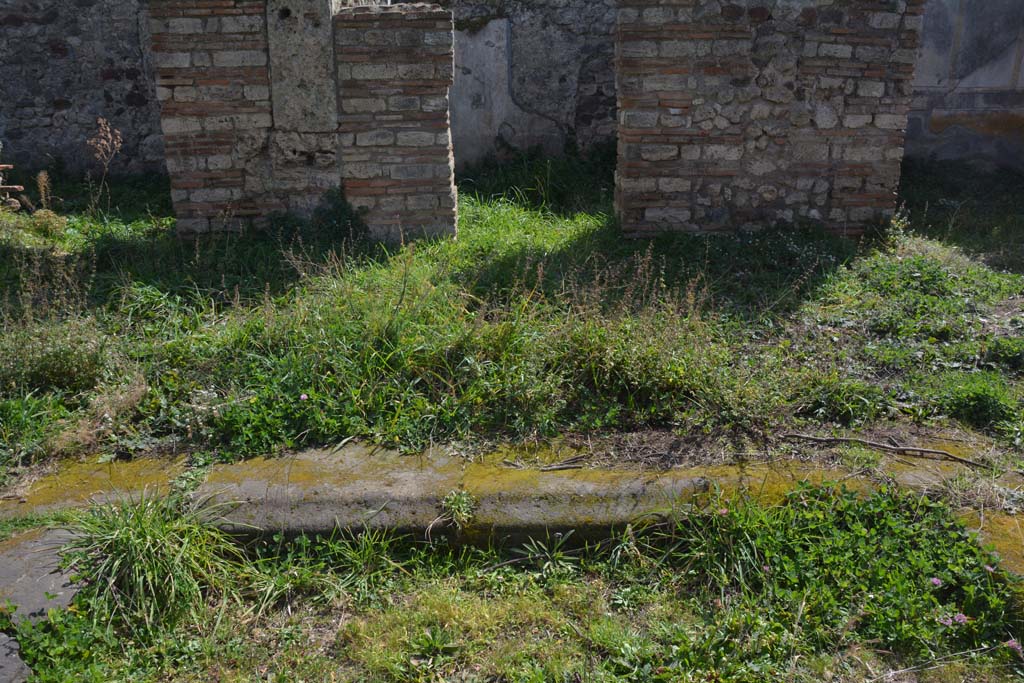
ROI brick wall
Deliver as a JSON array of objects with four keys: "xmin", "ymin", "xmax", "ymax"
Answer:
[
  {"xmin": 148, "ymin": 0, "xmax": 279, "ymax": 232},
  {"xmin": 335, "ymin": 3, "xmax": 458, "ymax": 241},
  {"xmin": 147, "ymin": 0, "xmax": 457, "ymax": 238},
  {"xmin": 615, "ymin": 0, "xmax": 926, "ymax": 236}
]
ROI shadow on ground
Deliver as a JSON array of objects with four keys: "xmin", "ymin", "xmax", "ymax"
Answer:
[
  {"xmin": 452, "ymin": 216, "xmax": 859, "ymax": 320},
  {"xmin": 6, "ymin": 156, "xmax": 1022, "ymax": 320},
  {"xmin": 0, "ymin": 178, "xmax": 372, "ymax": 311},
  {"xmin": 899, "ymin": 160, "xmax": 1024, "ymax": 273}
]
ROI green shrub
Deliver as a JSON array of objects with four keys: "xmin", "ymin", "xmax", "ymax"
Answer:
[
  {"xmin": 30, "ymin": 209, "xmax": 68, "ymax": 238},
  {"xmin": 62, "ymin": 494, "xmax": 243, "ymax": 638},
  {"xmin": 0, "ymin": 395, "xmax": 71, "ymax": 478},
  {"xmin": 652, "ymin": 485, "xmax": 1023, "ymax": 660},
  {"xmin": 937, "ymin": 372, "xmax": 1019, "ymax": 429},
  {"xmin": 795, "ymin": 374, "xmax": 890, "ymax": 425},
  {"xmin": 986, "ymin": 336, "xmax": 1024, "ymax": 372},
  {"xmin": 0, "ymin": 318, "xmax": 109, "ymax": 397},
  {"xmin": 0, "ymin": 607, "xmax": 115, "ymax": 683}
]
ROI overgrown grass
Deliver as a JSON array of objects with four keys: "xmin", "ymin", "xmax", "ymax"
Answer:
[
  {"xmin": 59, "ymin": 493, "xmax": 244, "ymax": 637},
  {"xmin": 3, "ymin": 485, "xmax": 1022, "ymax": 681},
  {"xmin": 1, "ymin": 156, "xmax": 1023, "ymax": 484}
]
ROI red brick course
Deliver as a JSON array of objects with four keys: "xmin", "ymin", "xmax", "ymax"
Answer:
[
  {"xmin": 334, "ymin": 3, "xmax": 458, "ymax": 241},
  {"xmin": 149, "ymin": 0, "xmax": 277, "ymax": 232}
]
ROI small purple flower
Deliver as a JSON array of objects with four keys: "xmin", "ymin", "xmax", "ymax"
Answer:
[
  {"xmin": 930, "ymin": 577, "xmax": 943, "ymax": 587},
  {"xmin": 762, "ymin": 565, "xmax": 771, "ymax": 573},
  {"xmin": 718, "ymin": 508, "xmax": 729, "ymax": 516},
  {"xmin": 985, "ymin": 565, "xmax": 996, "ymax": 573},
  {"xmin": 938, "ymin": 615, "xmax": 953, "ymax": 626},
  {"xmin": 954, "ymin": 613, "xmax": 968, "ymax": 624},
  {"xmin": 300, "ymin": 393, "xmax": 309, "ymax": 401},
  {"xmin": 1005, "ymin": 639, "xmax": 1023, "ymax": 657}
]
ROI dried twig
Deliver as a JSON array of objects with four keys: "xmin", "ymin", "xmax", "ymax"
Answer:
[
  {"xmin": 865, "ymin": 646, "xmax": 998, "ymax": 682},
  {"xmin": 781, "ymin": 433, "xmax": 1023, "ymax": 476},
  {"xmin": 540, "ymin": 455, "xmax": 588, "ymax": 472}
]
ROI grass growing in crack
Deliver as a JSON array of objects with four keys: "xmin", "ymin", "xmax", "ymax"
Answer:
[
  {"xmin": 1, "ymin": 157, "xmax": 1023, "ymax": 485},
  {"xmin": 440, "ymin": 489, "xmax": 477, "ymax": 531},
  {"xmin": 3, "ymin": 485, "xmax": 1023, "ymax": 682},
  {"xmin": 0, "ymin": 511, "xmax": 67, "ymax": 542}
]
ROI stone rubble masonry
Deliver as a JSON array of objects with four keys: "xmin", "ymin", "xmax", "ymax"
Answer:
[
  {"xmin": 0, "ymin": 0, "xmax": 165, "ymax": 175},
  {"xmin": 615, "ymin": 0, "xmax": 927, "ymax": 236},
  {"xmin": 266, "ymin": 0, "xmax": 344, "ymax": 215},
  {"xmin": 2, "ymin": 1, "xmax": 1022, "ymax": 182},
  {"xmin": 334, "ymin": 3, "xmax": 459, "ymax": 241},
  {"xmin": 146, "ymin": 0, "xmax": 457, "ymax": 237}
]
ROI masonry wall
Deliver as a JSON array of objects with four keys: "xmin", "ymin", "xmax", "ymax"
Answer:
[
  {"xmin": 335, "ymin": 3, "xmax": 459, "ymax": 240},
  {"xmin": 147, "ymin": 0, "xmax": 457, "ymax": 237},
  {"xmin": 0, "ymin": 0, "xmax": 163, "ymax": 174},
  {"xmin": 0, "ymin": 0, "xmax": 1021, "ymax": 178},
  {"xmin": 616, "ymin": 0, "xmax": 924, "ymax": 236}
]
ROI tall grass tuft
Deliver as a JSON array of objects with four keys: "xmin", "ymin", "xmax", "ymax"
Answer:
[{"xmin": 62, "ymin": 493, "xmax": 243, "ymax": 638}]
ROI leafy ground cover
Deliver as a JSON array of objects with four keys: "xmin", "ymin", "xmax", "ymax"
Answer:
[
  {"xmin": 2, "ymin": 155, "xmax": 1024, "ymax": 681},
  {"xmin": 3, "ymin": 485, "xmax": 1023, "ymax": 682},
  {"xmin": 1, "ymin": 155, "xmax": 1023, "ymax": 487}
]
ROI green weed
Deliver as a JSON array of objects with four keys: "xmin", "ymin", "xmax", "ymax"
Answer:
[
  {"xmin": 935, "ymin": 372, "xmax": 1020, "ymax": 430},
  {"xmin": 440, "ymin": 489, "xmax": 477, "ymax": 531},
  {"xmin": 0, "ymin": 318, "xmax": 111, "ymax": 398},
  {"xmin": 7, "ymin": 486, "xmax": 1021, "ymax": 682},
  {"xmin": 795, "ymin": 374, "xmax": 891, "ymax": 425},
  {"xmin": 987, "ymin": 337, "xmax": 1024, "ymax": 372},
  {"xmin": 0, "ymin": 157, "xmax": 1023, "ymax": 476},
  {"xmin": 0, "ymin": 394, "xmax": 70, "ymax": 477},
  {"xmin": 61, "ymin": 493, "xmax": 243, "ymax": 638}
]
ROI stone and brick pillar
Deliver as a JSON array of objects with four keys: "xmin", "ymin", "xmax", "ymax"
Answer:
[
  {"xmin": 615, "ymin": 0, "xmax": 926, "ymax": 236},
  {"xmin": 147, "ymin": 0, "xmax": 280, "ymax": 233},
  {"xmin": 334, "ymin": 3, "xmax": 458, "ymax": 241}
]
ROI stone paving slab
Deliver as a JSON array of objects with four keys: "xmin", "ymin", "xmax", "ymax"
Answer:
[
  {"xmin": 0, "ymin": 529, "xmax": 75, "ymax": 683},
  {"xmin": 0, "ymin": 529, "xmax": 76, "ymax": 624},
  {"xmin": 0, "ymin": 632, "xmax": 30, "ymax": 683}
]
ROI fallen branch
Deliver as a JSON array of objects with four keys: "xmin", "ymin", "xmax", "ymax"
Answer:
[
  {"xmin": 780, "ymin": 433, "xmax": 1023, "ymax": 476},
  {"xmin": 540, "ymin": 455, "xmax": 588, "ymax": 472}
]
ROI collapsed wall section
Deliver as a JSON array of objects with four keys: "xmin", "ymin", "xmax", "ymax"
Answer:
[
  {"xmin": 334, "ymin": 3, "xmax": 459, "ymax": 241},
  {"xmin": 615, "ymin": 0, "xmax": 926, "ymax": 236},
  {"xmin": 148, "ymin": 0, "xmax": 278, "ymax": 232}
]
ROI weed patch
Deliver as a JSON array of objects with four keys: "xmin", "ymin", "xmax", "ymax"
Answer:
[
  {"xmin": 0, "ymin": 157, "xmax": 1023, "ymax": 478},
  {"xmin": 60, "ymin": 493, "xmax": 243, "ymax": 638},
  {"xmin": 795, "ymin": 374, "xmax": 891, "ymax": 425},
  {"xmin": 934, "ymin": 372, "xmax": 1020, "ymax": 430},
  {"xmin": 4, "ymin": 486, "xmax": 1022, "ymax": 682}
]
